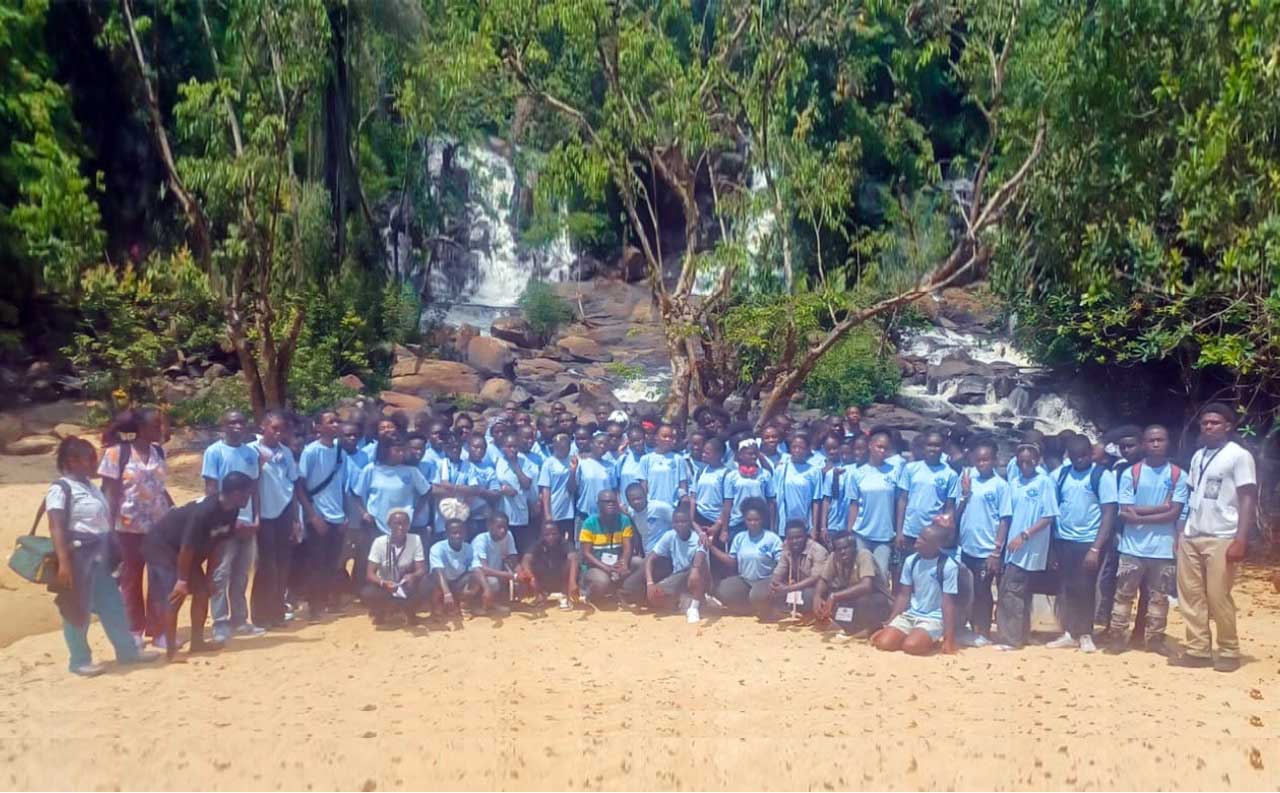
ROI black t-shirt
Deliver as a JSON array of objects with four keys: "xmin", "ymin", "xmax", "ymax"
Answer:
[{"xmin": 143, "ymin": 497, "xmax": 238, "ymax": 561}]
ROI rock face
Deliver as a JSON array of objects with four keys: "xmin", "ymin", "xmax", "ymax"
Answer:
[
  {"xmin": 479, "ymin": 378, "xmax": 515, "ymax": 406},
  {"xmin": 490, "ymin": 316, "xmax": 540, "ymax": 349},
  {"xmin": 390, "ymin": 360, "xmax": 482, "ymax": 396},
  {"xmin": 574, "ymin": 380, "xmax": 617, "ymax": 410},
  {"xmin": 619, "ymin": 245, "xmax": 647, "ymax": 282},
  {"xmin": 466, "ymin": 336, "xmax": 516, "ymax": 377},
  {"xmin": 339, "ymin": 373, "xmax": 367, "ymax": 392},
  {"xmin": 5, "ymin": 434, "xmax": 58, "ymax": 456},
  {"xmin": 555, "ymin": 335, "xmax": 611, "ymax": 363},
  {"xmin": 0, "ymin": 413, "xmax": 23, "ymax": 448},
  {"xmin": 948, "ymin": 375, "xmax": 989, "ymax": 406},
  {"xmin": 515, "ymin": 358, "xmax": 566, "ymax": 380},
  {"xmin": 380, "ymin": 391, "xmax": 428, "ymax": 414}
]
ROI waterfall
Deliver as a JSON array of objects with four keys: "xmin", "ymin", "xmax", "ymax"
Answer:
[
  {"xmin": 386, "ymin": 140, "xmax": 578, "ymax": 331},
  {"xmin": 693, "ymin": 168, "xmax": 776, "ymax": 296}
]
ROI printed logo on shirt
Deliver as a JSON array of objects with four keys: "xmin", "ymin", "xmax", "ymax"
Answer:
[
  {"xmin": 983, "ymin": 491, "xmax": 999, "ymax": 509},
  {"xmin": 1026, "ymin": 486, "xmax": 1040, "ymax": 498}
]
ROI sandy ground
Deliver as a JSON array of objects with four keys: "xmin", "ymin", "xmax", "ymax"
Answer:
[{"xmin": 2, "ymin": 451, "xmax": 1279, "ymax": 791}]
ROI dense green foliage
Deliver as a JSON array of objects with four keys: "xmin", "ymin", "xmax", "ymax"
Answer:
[
  {"xmin": 802, "ymin": 328, "xmax": 902, "ymax": 412},
  {"xmin": 518, "ymin": 280, "xmax": 573, "ymax": 342}
]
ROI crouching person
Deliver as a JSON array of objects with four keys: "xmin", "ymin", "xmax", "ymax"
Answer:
[
  {"xmin": 871, "ymin": 522, "xmax": 960, "ymax": 655},
  {"xmin": 471, "ymin": 513, "xmax": 522, "ymax": 616},
  {"xmin": 428, "ymin": 518, "xmax": 480, "ymax": 617},
  {"xmin": 622, "ymin": 508, "xmax": 708, "ymax": 623},
  {"xmin": 363, "ymin": 510, "xmax": 427, "ymax": 628},
  {"xmin": 813, "ymin": 533, "xmax": 893, "ymax": 636},
  {"xmin": 517, "ymin": 519, "xmax": 580, "ymax": 609},
  {"xmin": 760, "ymin": 520, "xmax": 830, "ymax": 620}
]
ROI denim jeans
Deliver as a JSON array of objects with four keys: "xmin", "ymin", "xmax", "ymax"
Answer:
[
  {"xmin": 212, "ymin": 531, "xmax": 257, "ymax": 636},
  {"xmin": 60, "ymin": 556, "xmax": 141, "ymax": 671}
]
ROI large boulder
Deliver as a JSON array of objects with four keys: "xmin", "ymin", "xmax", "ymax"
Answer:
[
  {"xmin": 515, "ymin": 357, "xmax": 566, "ymax": 380},
  {"xmin": 390, "ymin": 360, "xmax": 482, "ymax": 396},
  {"xmin": 380, "ymin": 391, "xmax": 428, "ymax": 414},
  {"xmin": 619, "ymin": 245, "xmax": 647, "ymax": 282},
  {"xmin": 948, "ymin": 375, "xmax": 989, "ymax": 406},
  {"xmin": 339, "ymin": 373, "xmax": 366, "ymax": 392},
  {"xmin": 466, "ymin": 336, "xmax": 516, "ymax": 377},
  {"xmin": 52, "ymin": 423, "xmax": 88, "ymax": 439},
  {"xmin": 479, "ymin": 378, "xmax": 516, "ymax": 406},
  {"xmin": 490, "ymin": 316, "xmax": 541, "ymax": 349},
  {"xmin": 575, "ymin": 380, "xmax": 617, "ymax": 410},
  {"xmin": 5, "ymin": 434, "xmax": 58, "ymax": 456},
  {"xmin": 555, "ymin": 335, "xmax": 612, "ymax": 363},
  {"xmin": 0, "ymin": 413, "xmax": 23, "ymax": 448},
  {"xmin": 926, "ymin": 355, "xmax": 992, "ymax": 395}
]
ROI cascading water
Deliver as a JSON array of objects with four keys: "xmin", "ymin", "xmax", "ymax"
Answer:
[
  {"xmin": 385, "ymin": 140, "xmax": 578, "ymax": 332},
  {"xmin": 693, "ymin": 169, "xmax": 777, "ymax": 296}
]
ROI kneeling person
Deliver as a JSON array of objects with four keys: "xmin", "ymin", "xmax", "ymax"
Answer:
[
  {"xmin": 428, "ymin": 518, "xmax": 480, "ymax": 616},
  {"xmin": 471, "ymin": 513, "xmax": 521, "ymax": 615},
  {"xmin": 578, "ymin": 490, "xmax": 634, "ymax": 604},
  {"xmin": 763, "ymin": 520, "xmax": 830, "ymax": 620},
  {"xmin": 871, "ymin": 522, "xmax": 960, "ymax": 655},
  {"xmin": 814, "ymin": 533, "xmax": 893, "ymax": 635},
  {"xmin": 518, "ymin": 519, "xmax": 580, "ymax": 608},
  {"xmin": 364, "ymin": 510, "xmax": 427, "ymax": 627},
  {"xmin": 622, "ymin": 509, "xmax": 708, "ymax": 622}
]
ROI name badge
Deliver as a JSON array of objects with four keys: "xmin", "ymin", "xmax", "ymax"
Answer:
[
  {"xmin": 600, "ymin": 552, "xmax": 619, "ymax": 566},
  {"xmin": 835, "ymin": 606, "xmax": 854, "ymax": 622},
  {"xmin": 785, "ymin": 590, "xmax": 804, "ymax": 605}
]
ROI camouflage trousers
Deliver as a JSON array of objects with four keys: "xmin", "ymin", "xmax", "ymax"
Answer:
[{"xmin": 1109, "ymin": 554, "xmax": 1175, "ymax": 643}]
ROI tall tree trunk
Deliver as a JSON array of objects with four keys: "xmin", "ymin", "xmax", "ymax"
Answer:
[{"xmin": 323, "ymin": 1, "xmax": 351, "ymax": 266}]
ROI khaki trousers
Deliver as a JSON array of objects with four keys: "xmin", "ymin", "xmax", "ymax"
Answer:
[{"xmin": 1176, "ymin": 535, "xmax": 1239, "ymax": 659}]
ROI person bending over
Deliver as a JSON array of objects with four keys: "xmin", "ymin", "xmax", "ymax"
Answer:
[
  {"xmin": 871, "ymin": 522, "xmax": 960, "ymax": 655},
  {"xmin": 364, "ymin": 509, "xmax": 427, "ymax": 628},
  {"xmin": 814, "ymin": 533, "xmax": 893, "ymax": 636},
  {"xmin": 622, "ymin": 508, "xmax": 708, "ymax": 622}
]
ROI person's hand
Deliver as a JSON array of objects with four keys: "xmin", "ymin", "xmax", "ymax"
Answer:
[
  {"xmin": 960, "ymin": 469, "xmax": 971, "ymax": 498},
  {"xmin": 55, "ymin": 564, "xmax": 74, "ymax": 592},
  {"xmin": 568, "ymin": 584, "xmax": 581, "ymax": 601},
  {"xmin": 1083, "ymin": 547, "xmax": 1101, "ymax": 571},
  {"xmin": 613, "ymin": 560, "xmax": 629, "ymax": 576},
  {"xmin": 1226, "ymin": 537, "xmax": 1247, "ymax": 563},
  {"xmin": 234, "ymin": 522, "xmax": 256, "ymax": 538},
  {"xmin": 442, "ymin": 591, "xmax": 456, "ymax": 610},
  {"xmin": 569, "ymin": 456, "xmax": 579, "ymax": 471},
  {"xmin": 290, "ymin": 523, "xmax": 303, "ymax": 544},
  {"xmin": 382, "ymin": 579, "xmax": 396, "ymax": 592},
  {"xmin": 309, "ymin": 513, "xmax": 328, "ymax": 534},
  {"xmin": 168, "ymin": 579, "xmax": 190, "ymax": 606},
  {"xmin": 360, "ymin": 511, "xmax": 374, "ymax": 528},
  {"xmin": 699, "ymin": 530, "xmax": 714, "ymax": 549},
  {"xmin": 894, "ymin": 533, "xmax": 908, "ymax": 551},
  {"xmin": 770, "ymin": 579, "xmax": 784, "ymax": 593},
  {"xmin": 813, "ymin": 595, "xmax": 830, "ymax": 620},
  {"xmin": 941, "ymin": 638, "xmax": 959, "ymax": 655},
  {"xmin": 1008, "ymin": 532, "xmax": 1027, "ymax": 553},
  {"xmin": 646, "ymin": 582, "xmax": 662, "ymax": 605},
  {"xmin": 985, "ymin": 554, "xmax": 1002, "ymax": 577}
]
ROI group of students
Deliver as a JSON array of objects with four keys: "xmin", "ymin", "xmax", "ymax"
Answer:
[{"xmin": 39, "ymin": 398, "xmax": 1256, "ymax": 676}]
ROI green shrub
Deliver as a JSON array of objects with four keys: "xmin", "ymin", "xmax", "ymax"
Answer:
[
  {"xmin": 604, "ymin": 361, "xmax": 645, "ymax": 381},
  {"xmin": 800, "ymin": 328, "xmax": 902, "ymax": 412},
  {"xmin": 518, "ymin": 280, "xmax": 572, "ymax": 341},
  {"xmin": 169, "ymin": 376, "xmax": 252, "ymax": 427}
]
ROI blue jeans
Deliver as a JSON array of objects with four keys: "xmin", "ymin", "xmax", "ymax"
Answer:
[
  {"xmin": 211, "ymin": 532, "xmax": 257, "ymax": 637},
  {"xmin": 61, "ymin": 557, "xmax": 141, "ymax": 671}
]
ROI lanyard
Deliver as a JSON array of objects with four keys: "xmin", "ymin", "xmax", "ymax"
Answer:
[{"xmin": 1196, "ymin": 446, "xmax": 1224, "ymax": 487}]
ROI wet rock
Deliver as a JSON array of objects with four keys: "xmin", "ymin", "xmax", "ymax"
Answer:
[
  {"xmin": 203, "ymin": 363, "xmax": 228, "ymax": 382},
  {"xmin": 575, "ymin": 380, "xmax": 617, "ymax": 410},
  {"xmin": 926, "ymin": 355, "xmax": 992, "ymax": 395},
  {"xmin": 479, "ymin": 378, "xmax": 515, "ymax": 406},
  {"xmin": 0, "ymin": 413, "xmax": 24, "ymax": 447},
  {"xmin": 555, "ymin": 335, "xmax": 612, "ymax": 363},
  {"xmin": 390, "ymin": 360, "xmax": 482, "ymax": 396},
  {"xmin": 466, "ymin": 336, "xmax": 516, "ymax": 377},
  {"xmin": 339, "ymin": 373, "xmax": 366, "ymax": 392},
  {"xmin": 619, "ymin": 245, "xmax": 647, "ymax": 283},
  {"xmin": 515, "ymin": 358, "xmax": 566, "ymax": 380},
  {"xmin": 490, "ymin": 316, "xmax": 541, "ymax": 349},
  {"xmin": 5, "ymin": 434, "xmax": 58, "ymax": 456},
  {"xmin": 379, "ymin": 391, "xmax": 428, "ymax": 414},
  {"xmin": 948, "ymin": 375, "xmax": 989, "ymax": 406}
]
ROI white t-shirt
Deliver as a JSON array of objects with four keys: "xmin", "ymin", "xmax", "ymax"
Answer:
[
  {"xmin": 45, "ymin": 477, "xmax": 111, "ymax": 535},
  {"xmin": 1185, "ymin": 441, "xmax": 1256, "ymax": 539},
  {"xmin": 367, "ymin": 534, "xmax": 425, "ymax": 582}
]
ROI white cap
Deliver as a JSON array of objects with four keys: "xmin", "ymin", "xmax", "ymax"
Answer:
[{"xmin": 609, "ymin": 410, "xmax": 630, "ymax": 426}]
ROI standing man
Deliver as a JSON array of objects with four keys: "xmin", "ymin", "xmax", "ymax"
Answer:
[{"xmin": 1171, "ymin": 403, "xmax": 1257, "ymax": 672}]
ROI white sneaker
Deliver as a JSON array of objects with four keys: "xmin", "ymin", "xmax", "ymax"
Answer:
[
  {"xmin": 557, "ymin": 595, "xmax": 572, "ymax": 611},
  {"xmin": 234, "ymin": 624, "xmax": 267, "ymax": 637},
  {"xmin": 1046, "ymin": 632, "xmax": 1078, "ymax": 649},
  {"xmin": 970, "ymin": 634, "xmax": 992, "ymax": 648},
  {"xmin": 132, "ymin": 632, "xmax": 146, "ymax": 650},
  {"xmin": 686, "ymin": 603, "xmax": 701, "ymax": 624},
  {"xmin": 1079, "ymin": 634, "xmax": 1099, "ymax": 654}
]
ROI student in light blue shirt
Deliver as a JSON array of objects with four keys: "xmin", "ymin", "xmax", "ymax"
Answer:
[
  {"xmin": 682, "ymin": 430, "xmax": 708, "ymax": 487},
  {"xmin": 954, "ymin": 440, "xmax": 1012, "ymax": 640},
  {"xmin": 1004, "ymin": 430, "xmax": 1049, "ymax": 481},
  {"xmin": 845, "ymin": 432, "xmax": 900, "ymax": 574},
  {"xmin": 894, "ymin": 431, "xmax": 960, "ymax": 555},
  {"xmin": 538, "ymin": 433, "xmax": 576, "ymax": 539},
  {"xmin": 201, "ymin": 410, "xmax": 260, "ymax": 527},
  {"xmin": 639, "ymin": 425, "xmax": 687, "ymax": 506},
  {"xmin": 428, "ymin": 518, "xmax": 480, "ymax": 615},
  {"xmin": 994, "ymin": 442, "xmax": 1059, "ymax": 649},
  {"xmin": 575, "ymin": 434, "xmax": 619, "ymax": 520},
  {"xmin": 1046, "ymin": 435, "xmax": 1118, "ymax": 652},
  {"xmin": 247, "ymin": 411, "xmax": 304, "ymax": 630},
  {"xmin": 430, "ymin": 435, "xmax": 494, "ymax": 538},
  {"xmin": 821, "ymin": 436, "xmax": 865, "ymax": 543},
  {"xmin": 722, "ymin": 441, "xmax": 776, "ymax": 534},
  {"xmin": 470, "ymin": 514, "xmax": 521, "ymax": 615},
  {"xmin": 615, "ymin": 428, "xmax": 648, "ymax": 502},
  {"xmin": 298, "ymin": 410, "xmax": 349, "ymax": 615},
  {"xmin": 707, "ymin": 501, "xmax": 782, "ymax": 616},
  {"xmin": 872, "ymin": 521, "xmax": 960, "ymax": 655},
  {"xmin": 353, "ymin": 435, "xmax": 432, "ymax": 537},
  {"xmin": 759, "ymin": 425, "xmax": 786, "ymax": 469},
  {"xmin": 1106, "ymin": 425, "xmax": 1188, "ymax": 654},
  {"xmin": 494, "ymin": 433, "xmax": 539, "ymax": 551},
  {"xmin": 692, "ymin": 438, "xmax": 730, "ymax": 530},
  {"xmin": 201, "ymin": 410, "xmax": 261, "ymax": 641},
  {"xmin": 773, "ymin": 435, "xmax": 824, "ymax": 533},
  {"xmin": 464, "ymin": 435, "xmax": 503, "ymax": 534},
  {"xmin": 404, "ymin": 435, "xmax": 440, "ymax": 537},
  {"xmin": 624, "ymin": 483, "xmax": 674, "ymax": 554},
  {"xmin": 621, "ymin": 507, "xmax": 709, "ymax": 622}
]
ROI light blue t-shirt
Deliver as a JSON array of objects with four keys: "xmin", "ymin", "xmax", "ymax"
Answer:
[
  {"xmin": 616, "ymin": 450, "xmax": 646, "ymax": 501},
  {"xmin": 682, "ymin": 453, "xmax": 706, "ymax": 488},
  {"xmin": 1053, "ymin": 464, "xmax": 1118, "ymax": 543},
  {"xmin": 1005, "ymin": 471, "xmax": 1059, "ymax": 571},
  {"xmin": 900, "ymin": 552, "xmax": 960, "ymax": 621},
  {"xmin": 958, "ymin": 471, "xmax": 1012, "ymax": 558},
  {"xmin": 428, "ymin": 539, "xmax": 474, "ymax": 582},
  {"xmin": 575, "ymin": 457, "xmax": 618, "ymax": 518},
  {"xmin": 729, "ymin": 529, "xmax": 782, "ymax": 582},
  {"xmin": 538, "ymin": 455, "xmax": 574, "ymax": 521},
  {"xmin": 693, "ymin": 465, "xmax": 728, "ymax": 522},
  {"xmin": 651, "ymin": 529, "xmax": 702, "ymax": 574},
  {"xmin": 1117, "ymin": 462, "xmax": 1188, "ymax": 560},
  {"xmin": 411, "ymin": 459, "xmax": 439, "ymax": 530},
  {"xmin": 723, "ymin": 470, "xmax": 775, "ymax": 528},
  {"xmin": 353, "ymin": 463, "xmax": 431, "ymax": 535},
  {"xmin": 299, "ymin": 440, "xmax": 347, "ymax": 524},
  {"xmin": 470, "ymin": 531, "xmax": 518, "ymax": 571},
  {"xmin": 467, "ymin": 459, "xmax": 500, "ymax": 520},
  {"xmin": 631, "ymin": 501, "xmax": 674, "ymax": 552},
  {"xmin": 640, "ymin": 451, "xmax": 686, "ymax": 505},
  {"xmin": 495, "ymin": 455, "xmax": 538, "ymax": 526},
  {"xmin": 201, "ymin": 440, "xmax": 260, "ymax": 524},
  {"xmin": 344, "ymin": 447, "xmax": 369, "ymax": 495},
  {"xmin": 250, "ymin": 440, "xmax": 299, "ymax": 521},
  {"xmin": 896, "ymin": 461, "xmax": 961, "ymax": 539},
  {"xmin": 846, "ymin": 462, "xmax": 898, "ymax": 542},
  {"xmin": 824, "ymin": 467, "xmax": 850, "ymax": 535},
  {"xmin": 774, "ymin": 459, "xmax": 823, "ymax": 529}
]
